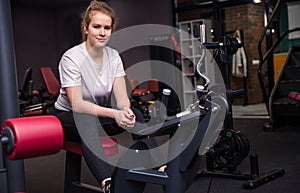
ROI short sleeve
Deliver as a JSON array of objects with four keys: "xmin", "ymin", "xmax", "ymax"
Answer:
[
  {"xmin": 59, "ymin": 54, "xmax": 82, "ymax": 88},
  {"xmin": 115, "ymin": 54, "xmax": 126, "ymax": 77},
  {"xmin": 110, "ymin": 49, "xmax": 126, "ymax": 77}
]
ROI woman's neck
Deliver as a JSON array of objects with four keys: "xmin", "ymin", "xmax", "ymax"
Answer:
[{"xmin": 85, "ymin": 42, "xmax": 104, "ymax": 65}]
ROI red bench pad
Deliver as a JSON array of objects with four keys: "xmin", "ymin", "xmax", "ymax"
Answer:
[
  {"xmin": 63, "ymin": 136, "xmax": 118, "ymax": 156},
  {"xmin": 288, "ymin": 91, "xmax": 300, "ymax": 102},
  {"xmin": 131, "ymin": 88, "xmax": 148, "ymax": 96}
]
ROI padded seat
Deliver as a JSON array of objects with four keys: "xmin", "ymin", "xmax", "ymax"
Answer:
[
  {"xmin": 62, "ymin": 136, "xmax": 118, "ymax": 156},
  {"xmin": 131, "ymin": 88, "xmax": 149, "ymax": 96},
  {"xmin": 63, "ymin": 136, "xmax": 118, "ymax": 193}
]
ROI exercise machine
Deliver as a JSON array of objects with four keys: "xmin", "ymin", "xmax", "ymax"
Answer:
[
  {"xmin": 111, "ymin": 91, "xmax": 225, "ymax": 193},
  {"xmin": 0, "ymin": 85, "xmax": 225, "ymax": 193},
  {"xmin": 109, "ymin": 36, "xmax": 231, "ymax": 193},
  {"xmin": 198, "ymin": 37, "xmax": 285, "ymax": 189},
  {"xmin": 0, "ymin": 115, "xmax": 120, "ymax": 193},
  {"xmin": 1, "ymin": 37, "xmax": 284, "ymax": 193},
  {"xmin": 0, "ymin": 1, "xmax": 284, "ymax": 189},
  {"xmin": 0, "ymin": 68, "xmax": 226, "ymax": 193},
  {"xmin": 1, "ymin": 36, "xmax": 227, "ymax": 193}
]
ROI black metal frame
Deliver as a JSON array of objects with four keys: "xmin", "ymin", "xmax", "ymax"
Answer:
[
  {"xmin": 64, "ymin": 151, "xmax": 101, "ymax": 193},
  {"xmin": 176, "ymin": 0, "xmax": 261, "ymax": 12},
  {"xmin": 194, "ymin": 36, "xmax": 286, "ymax": 189},
  {"xmin": 0, "ymin": 0, "xmax": 26, "ymax": 193},
  {"xmin": 257, "ymin": 0, "xmax": 300, "ymax": 118},
  {"xmin": 111, "ymin": 99, "xmax": 221, "ymax": 193}
]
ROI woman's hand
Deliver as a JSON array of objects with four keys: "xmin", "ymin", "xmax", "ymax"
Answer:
[{"xmin": 113, "ymin": 107, "xmax": 135, "ymax": 129}]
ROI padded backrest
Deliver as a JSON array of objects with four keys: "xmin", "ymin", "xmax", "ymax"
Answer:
[
  {"xmin": 148, "ymin": 79, "xmax": 159, "ymax": 93},
  {"xmin": 40, "ymin": 67, "xmax": 60, "ymax": 98},
  {"xmin": 20, "ymin": 67, "xmax": 33, "ymax": 99}
]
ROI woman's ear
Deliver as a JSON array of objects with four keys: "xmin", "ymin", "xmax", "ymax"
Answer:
[{"xmin": 83, "ymin": 24, "xmax": 88, "ymax": 34}]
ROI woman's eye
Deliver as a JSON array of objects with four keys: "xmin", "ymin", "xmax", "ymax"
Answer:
[{"xmin": 104, "ymin": 26, "xmax": 112, "ymax": 30}]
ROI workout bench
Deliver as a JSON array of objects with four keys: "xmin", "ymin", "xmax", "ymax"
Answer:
[
  {"xmin": 63, "ymin": 137, "xmax": 118, "ymax": 193},
  {"xmin": 0, "ymin": 115, "xmax": 119, "ymax": 193}
]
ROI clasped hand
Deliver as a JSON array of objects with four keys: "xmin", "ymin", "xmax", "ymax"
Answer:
[{"xmin": 114, "ymin": 107, "xmax": 135, "ymax": 129}]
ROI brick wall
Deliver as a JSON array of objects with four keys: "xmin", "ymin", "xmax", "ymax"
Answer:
[
  {"xmin": 225, "ymin": 3, "xmax": 265, "ymax": 105},
  {"xmin": 179, "ymin": 3, "xmax": 266, "ymax": 105}
]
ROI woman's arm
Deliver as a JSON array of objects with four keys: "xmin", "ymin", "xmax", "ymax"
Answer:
[
  {"xmin": 66, "ymin": 84, "xmax": 135, "ymax": 128},
  {"xmin": 65, "ymin": 86, "xmax": 115, "ymax": 118},
  {"xmin": 112, "ymin": 76, "xmax": 131, "ymax": 110},
  {"xmin": 112, "ymin": 76, "xmax": 135, "ymax": 127}
]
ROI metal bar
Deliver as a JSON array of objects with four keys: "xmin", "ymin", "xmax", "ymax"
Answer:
[
  {"xmin": 257, "ymin": 0, "xmax": 282, "ymax": 62},
  {"xmin": 0, "ymin": 141, "xmax": 9, "ymax": 193},
  {"xmin": 176, "ymin": 0, "xmax": 255, "ymax": 12},
  {"xmin": 126, "ymin": 169, "xmax": 169, "ymax": 185},
  {"xmin": 257, "ymin": 27, "xmax": 300, "ymax": 112},
  {"xmin": 0, "ymin": 0, "xmax": 26, "ymax": 193},
  {"xmin": 257, "ymin": 0, "xmax": 282, "ymax": 112}
]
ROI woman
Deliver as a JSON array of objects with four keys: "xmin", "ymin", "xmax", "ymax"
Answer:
[{"xmin": 52, "ymin": 1, "xmax": 135, "ymax": 192}]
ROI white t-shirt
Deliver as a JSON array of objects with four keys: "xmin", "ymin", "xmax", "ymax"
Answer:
[{"xmin": 55, "ymin": 42, "xmax": 126, "ymax": 111}]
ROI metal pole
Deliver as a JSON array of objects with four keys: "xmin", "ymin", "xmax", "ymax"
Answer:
[
  {"xmin": 264, "ymin": 1, "xmax": 275, "ymax": 96},
  {"xmin": 0, "ymin": 0, "xmax": 26, "ymax": 193}
]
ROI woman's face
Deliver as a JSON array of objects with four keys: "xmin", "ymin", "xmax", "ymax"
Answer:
[{"xmin": 85, "ymin": 11, "xmax": 112, "ymax": 48}]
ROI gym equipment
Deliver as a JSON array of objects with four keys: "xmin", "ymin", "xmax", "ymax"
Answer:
[
  {"xmin": 130, "ymin": 79, "xmax": 160, "ymax": 121},
  {"xmin": 18, "ymin": 67, "xmax": 40, "ymax": 103},
  {"xmin": 257, "ymin": 0, "xmax": 300, "ymax": 131},
  {"xmin": 1, "ymin": 42, "xmax": 226, "ymax": 193},
  {"xmin": 40, "ymin": 67, "xmax": 61, "ymax": 101},
  {"xmin": 18, "ymin": 67, "xmax": 47, "ymax": 117},
  {"xmin": 110, "ymin": 37, "xmax": 229, "ymax": 193},
  {"xmin": 198, "ymin": 37, "xmax": 285, "ymax": 189},
  {"xmin": 63, "ymin": 135, "xmax": 118, "ymax": 193},
  {"xmin": 111, "ymin": 90, "xmax": 224, "ymax": 193},
  {"xmin": 1, "ymin": 0, "xmax": 26, "ymax": 192},
  {"xmin": 208, "ymin": 129, "xmax": 250, "ymax": 171},
  {"xmin": 60, "ymin": 80, "xmax": 223, "ymax": 193},
  {"xmin": 267, "ymin": 45, "xmax": 300, "ymax": 130},
  {"xmin": 0, "ymin": 115, "xmax": 119, "ymax": 193},
  {"xmin": 1, "ymin": 38, "xmax": 281, "ymax": 193},
  {"xmin": 0, "ymin": 36, "xmax": 285, "ymax": 193},
  {"xmin": 19, "ymin": 67, "xmax": 61, "ymax": 117},
  {"xmin": 1, "ymin": 116, "xmax": 64, "ymax": 160}
]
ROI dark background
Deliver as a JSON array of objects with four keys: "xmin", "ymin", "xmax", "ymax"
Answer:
[{"xmin": 11, "ymin": 0, "xmax": 174, "ymax": 90}]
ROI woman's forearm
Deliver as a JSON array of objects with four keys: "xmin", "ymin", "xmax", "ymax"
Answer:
[
  {"xmin": 71, "ymin": 97, "xmax": 116, "ymax": 119},
  {"xmin": 66, "ymin": 86, "xmax": 116, "ymax": 119},
  {"xmin": 116, "ymin": 97, "xmax": 131, "ymax": 110}
]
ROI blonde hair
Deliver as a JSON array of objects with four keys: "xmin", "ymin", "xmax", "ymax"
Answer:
[{"xmin": 81, "ymin": 0, "xmax": 117, "ymax": 41}]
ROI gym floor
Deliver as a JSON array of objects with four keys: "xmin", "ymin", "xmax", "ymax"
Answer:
[{"xmin": 24, "ymin": 107, "xmax": 300, "ymax": 193}]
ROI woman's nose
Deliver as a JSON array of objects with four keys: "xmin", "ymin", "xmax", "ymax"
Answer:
[{"xmin": 99, "ymin": 27, "xmax": 105, "ymax": 36}]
